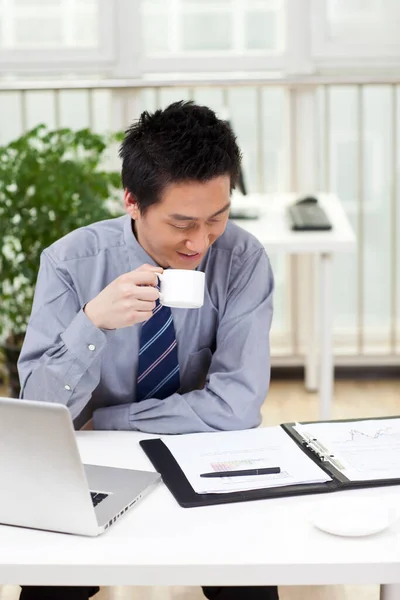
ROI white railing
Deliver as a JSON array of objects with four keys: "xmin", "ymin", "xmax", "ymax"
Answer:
[{"xmin": 1, "ymin": 75, "xmax": 399, "ymax": 364}]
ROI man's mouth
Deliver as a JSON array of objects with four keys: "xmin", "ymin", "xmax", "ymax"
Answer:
[{"xmin": 177, "ymin": 251, "xmax": 201, "ymax": 260}]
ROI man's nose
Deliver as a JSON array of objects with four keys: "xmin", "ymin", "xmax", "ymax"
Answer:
[{"xmin": 185, "ymin": 228, "xmax": 209, "ymax": 254}]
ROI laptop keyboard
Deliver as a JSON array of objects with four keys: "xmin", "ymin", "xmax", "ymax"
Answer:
[{"xmin": 90, "ymin": 492, "xmax": 109, "ymax": 507}]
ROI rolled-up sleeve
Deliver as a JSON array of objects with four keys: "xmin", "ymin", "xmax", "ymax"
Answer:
[
  {"xmin": 18, "ymin": 250, "xmax": 108, "ymax": 421},
  {"xmin": 93, "ymin": 248, "xmax": 274, "ymax": 433}
]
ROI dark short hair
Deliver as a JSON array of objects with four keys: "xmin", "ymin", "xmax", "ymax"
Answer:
[{"xmin": 119, "ymin": 100, "xmax": 242, "ymax": 213}]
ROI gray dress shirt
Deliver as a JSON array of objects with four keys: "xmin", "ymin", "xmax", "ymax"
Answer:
[{"xmin": 18, "ymin": 214, "xmax": 274, "ymax": 433}]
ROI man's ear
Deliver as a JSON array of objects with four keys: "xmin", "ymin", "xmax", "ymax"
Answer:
[{"xmin": 123, "ymin": 190, "xmax": 140, "ymax": 219}]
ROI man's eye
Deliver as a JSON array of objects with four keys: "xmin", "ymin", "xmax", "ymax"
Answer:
[{"xmin": 172, "ymin": 224, "xmax": 189, "ymax": 230}]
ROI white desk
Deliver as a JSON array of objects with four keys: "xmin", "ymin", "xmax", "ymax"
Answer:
[
  {"xmin": 231, "ymin": 193, "xmax": 356, "ymax": 420},
  {"xmin": 0, "ymin": 432, "xmax": 399, "ymax": 600}
]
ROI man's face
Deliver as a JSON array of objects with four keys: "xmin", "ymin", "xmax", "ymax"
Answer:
[{"xmin": 125, "ymin": 176, "xmax": 231, "ymax": 269}]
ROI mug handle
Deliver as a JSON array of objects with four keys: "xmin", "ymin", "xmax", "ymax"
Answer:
[{"xmin": 156, "ymin": 272, "xmax": 164, "ymax": 304}]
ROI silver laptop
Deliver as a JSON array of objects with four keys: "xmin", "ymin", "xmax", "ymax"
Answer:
[{"xmin": 0, "ymin": 397, "xmax": 161, "ymax": 536}]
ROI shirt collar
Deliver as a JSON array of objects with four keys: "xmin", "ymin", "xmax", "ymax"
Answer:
[{"xmin": 123, "ymin": 214, "xmax": 159, "ymax": 267}]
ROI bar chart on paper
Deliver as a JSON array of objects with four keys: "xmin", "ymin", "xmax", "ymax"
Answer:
[
  {"xmin": 162, "ymin": 427, "xmax": 331, "ymax": 494},
  {"xmin": 210, "ymin": 458, "xmax": 265, "ymax": 472}
]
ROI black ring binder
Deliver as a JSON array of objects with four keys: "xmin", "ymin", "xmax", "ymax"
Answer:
[{"xmin": 140, "ymin": 416, "xmax": 400, "ymax": 509}]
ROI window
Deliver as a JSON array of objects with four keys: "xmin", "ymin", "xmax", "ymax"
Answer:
[
  {"xmin": 0, "ymin": 0, "xmax": 97, "ymax": 48},
  {"xmin": 142, "ymin": 0, "xmax": 284, "ymax": 55},
  {"xmin": 140, "ymin": 0, "xmax": 285, "ymax": 74},
  {"xmin": 312, "ymin": 0, "xmax": 400, "ymax": 68},
  {"xmin": 0, "ymin": 0, "xmax": 113, "ymax": 73}
]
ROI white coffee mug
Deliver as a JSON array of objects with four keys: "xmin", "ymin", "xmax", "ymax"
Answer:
[{"xmin": 156, "ymin": 269, "xmax": 205, "ymax": 309}]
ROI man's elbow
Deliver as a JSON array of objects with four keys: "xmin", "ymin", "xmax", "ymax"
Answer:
[
  {"xmin": 236, "ymin": 410, "xmax": 262, "ymax": 430},
  {"xmin": 217, "ymin": 406, "xmax": 263, "ymax": 431}
]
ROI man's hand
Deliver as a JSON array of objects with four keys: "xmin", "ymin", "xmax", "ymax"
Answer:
[{"xmin": 84, "ymin": 264, "xmax": 162, "ymax": 330}]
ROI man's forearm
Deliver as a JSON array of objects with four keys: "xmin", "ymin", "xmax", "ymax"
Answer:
[
  {"xmin": 19, "ymin": 309, "xmax": 108, "ymax": 420},
  {"xmin": 93, "ymin": 384, "xmax": 264, "ymax": 434}
]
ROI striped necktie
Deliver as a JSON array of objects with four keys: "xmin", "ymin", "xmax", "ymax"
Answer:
[{"xmin": 136, "ymin": 295, "xmax": 180, "ymax": 402}]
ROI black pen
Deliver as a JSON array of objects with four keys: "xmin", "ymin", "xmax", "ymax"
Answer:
[{"xmin": 200, "ymin": 467, "xmax": 281, "ymax": 478}]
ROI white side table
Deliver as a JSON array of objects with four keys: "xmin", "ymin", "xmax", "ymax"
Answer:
[{"xmin": 231, "ymin": 193, "xmax": 356, "ymax": 419}]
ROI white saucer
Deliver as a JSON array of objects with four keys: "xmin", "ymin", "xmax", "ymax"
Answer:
[{"xmin": 310, "ymin": 497, "xmax": 399, "ymax": 537}]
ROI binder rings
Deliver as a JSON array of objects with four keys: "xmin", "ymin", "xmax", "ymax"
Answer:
[{"xmin": 140, "ymin": 416, "xmax": 400, "ymax": 508}]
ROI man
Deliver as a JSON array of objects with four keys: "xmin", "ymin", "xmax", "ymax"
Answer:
[{"xmin": 18, "ymin": 101, "xmax": 276, "ymax": 600}]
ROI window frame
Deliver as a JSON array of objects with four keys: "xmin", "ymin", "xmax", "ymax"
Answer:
[{"xmin": 2, "ymin": 1, "xmax": 400, "ymax": 78}]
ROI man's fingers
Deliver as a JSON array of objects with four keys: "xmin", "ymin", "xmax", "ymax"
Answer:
[
  {"xmin": 136, "ymin": 263, "xmax": 163, "ymax": 273},
  {"xmin": 135, "ymin": 286, "xmax": 160, "ymax": 301},
  {"xmin": 134, "ymin": 299, "xmax": 157, "ymax": 312},
  {"xmin": 127, "ymin": 270, "xmax": 162, "ymax": 287},
  {"xmin": 134, "ymin": 264, "xmax": 163, "ymax": 284}
]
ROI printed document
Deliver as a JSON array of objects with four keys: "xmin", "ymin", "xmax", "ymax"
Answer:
[
  {"xmin": 294, "ymin": 418, "xmax": 400, "ymax": 481},
  {"xmin": 162, "ymin": 426, "xmax": 331, "ymax": 494}
]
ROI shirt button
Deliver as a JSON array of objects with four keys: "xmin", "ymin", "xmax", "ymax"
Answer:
[
  {"xmin": 88, "ymin": 344, "xmax": 96, "ymax": 351},
  {"xmin": 64, "ymin": 385, "xmax": 71, "ymax": 391}
]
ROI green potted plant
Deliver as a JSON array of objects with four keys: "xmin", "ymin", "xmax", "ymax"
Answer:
[{"xmin": 0, "ymin": 124, "xmax": 123, "ymax": 397}]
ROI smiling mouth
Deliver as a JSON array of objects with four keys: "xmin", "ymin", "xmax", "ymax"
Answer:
[{"xmin": 177, "ymin": 251, "xmax": 201, "ymax": 259}]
